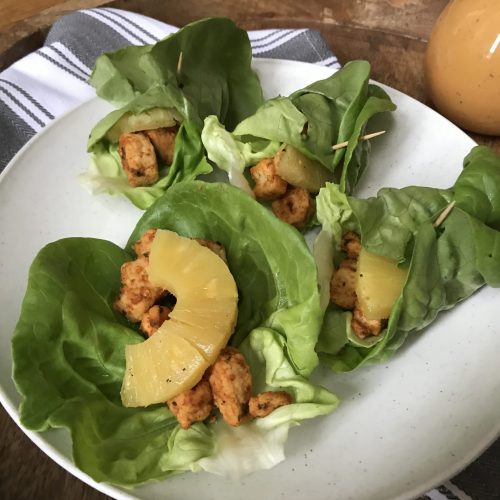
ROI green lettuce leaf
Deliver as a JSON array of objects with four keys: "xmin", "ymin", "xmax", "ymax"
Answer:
[
  {"xmin": 203, "ymin": 60, "xmax": 396, "ymax": 195},
  {"xmin": 316, "ymin": 145, "xmax": 500, "ymax": 371},
  {"xmin": 11, "ymin": 238, "xmax": 179, "ymax": 484},
  {"xmin": 85, "ymin": 17, "xmax": 265, "ymax": 208},
  {"xmin": 201, "ymin": 115, "xmax": 280, "ymax": 195},
  {"xmin": 128, "ymin": 181, "xmax": 322, "ymax": 375},
  {"xmin": 81, "ymin": 85, "xmax": 212, "ymax": 209},
  {"xmin": 89, "ymin": 17, "xmax": 263, "ymax": 130},
  {"xmin": 454, "ymin": 145, "xmax": 500, "ymax": 230},
  {"xmin": 12, "ymin": 182, "xmax": 333, "ymax": 486}
]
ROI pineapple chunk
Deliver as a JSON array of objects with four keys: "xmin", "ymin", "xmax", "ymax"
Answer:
[
  {"xmin": 275, "ymin": 145, "xmax": 334, "ymax": 193},
  {"xmin": 355, "ymin": 248, "xmax": 408, "ymax": 321},
  {"xmin": 121, "ymin": 230, "xmax": 238, "ymax": 407},
  {"xmin": 106, "ymin": 107, "xmax": 182, "ymax": 143}
]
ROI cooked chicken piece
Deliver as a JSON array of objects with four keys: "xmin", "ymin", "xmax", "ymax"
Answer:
[
  {"xmin": 330, "ymin": 258, "xmax": 358, "ymax": 310},
  {"xmin": 271, "ymin": 186, "xmax": 315, "ymax": 229},
  {"xmin": 118, "ymin": 132, "xmax": 159, "ymax": 187},
  {"xmin": 351, "ymin": 302, "xmax": 385, "ymax": 339},
  {"xmin": 133, "ymin": 228, "xmax": 157, "ymax": 257},
  {"xmin": 140, "ymin": 304, "xmax": 172, "ymax": 337},
  {"xmin": 118, "ymin": 255, "xmax": 156, "ymax": 291},
  {"xmin": 114, "ymin": 256, "xmax": 165, "ymax": 323},
  {"xmin": 195, "ymin": 239, "xmax": 227, "ymax": 264},
  {"xmin": 167, "ymin": 377, "xmax": 213, "ymax": 430},
  {"xmin": 208, "ymin": 346, "xmax": 252, "ymax": 427},
  {"xmin": 144, "ymin": 127, "xmax": 178, "ymax": 165},
  {"xmin": 341, "ymin": 231, "xmax": 361, "ymax": 260},
  {"xmin": 250, "ymin": 156, "xmax": 288, "ymax": 200},
  {"xmin": 248, "ymin": 391, "xmax": 292, "ymax": 418},
  {"xmin": 330, "ymin": 232, "xmax": 386, "ymax": 338}
]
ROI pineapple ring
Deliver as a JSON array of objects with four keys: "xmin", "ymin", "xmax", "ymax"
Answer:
[{"xmin": 121, "ymin": 229, "xmax": 238, "ymax": 407}]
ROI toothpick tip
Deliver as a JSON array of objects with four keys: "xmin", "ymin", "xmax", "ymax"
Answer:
[
  {"xmin": 332, "ymin": 130, "xmax": 386, "ymax": 151},
  {"xmin": 434, "ymin": 200, "xmax": 456, "ymax": 228},
  {"xmin": 176, "ymin": 51, "xmax": 184, "ymax": 85}
]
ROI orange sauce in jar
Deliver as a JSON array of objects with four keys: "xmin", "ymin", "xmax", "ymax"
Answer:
[{"xmin": 425, "ymin": 0, "xmax": 500, "ymax": 135}]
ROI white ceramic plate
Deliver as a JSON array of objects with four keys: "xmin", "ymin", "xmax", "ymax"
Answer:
[{"xmin": 0, "ymin": 59, "xmax": 498, "ymax": 500}]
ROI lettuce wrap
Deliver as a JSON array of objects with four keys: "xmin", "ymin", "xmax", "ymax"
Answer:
[
  {"xmin": 11, "ymin": 182, "xmax": 338, "ymax": 486},
  {"xmin": 202, "ymin": 60, "xmax": 396, "ymax": 198},
  {"xmin": 82, "ymin": 85, "xmax": 213, "ymax": 209},
  {"xmin": 83, "ymin": 17, "xmax": 265, "ymax": 209},
  {"xmin": 316, "ymin": 145, "xmax": 500, "ymax": 371}
]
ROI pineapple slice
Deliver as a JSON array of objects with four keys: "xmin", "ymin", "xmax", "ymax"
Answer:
[
  {"xmin": 275, "ymin": 145, "xmax": 334, "ymax": 193},
  {"xmin": 355, "ymin": 248, "xmax": 408, "ymax": 321},
  {"xmin": 106, "ymin": 107, "xmax": 182, "ymax": 143},
  {"xmin": 121, "ymin": 230, "xmax": 238, "ymax": 407}
]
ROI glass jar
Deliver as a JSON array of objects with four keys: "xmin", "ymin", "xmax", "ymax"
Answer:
[{"xmin": 425, "ymin": 0, "xmax": 500, "ymax": 135}]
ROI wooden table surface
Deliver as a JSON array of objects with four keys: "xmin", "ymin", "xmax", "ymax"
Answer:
[{"xmin": 0, "ymin": 1, "xmax": 498, "ymax": 499}]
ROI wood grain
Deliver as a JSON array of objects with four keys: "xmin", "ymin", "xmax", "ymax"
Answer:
[
  {"xmin": 1, "ymin": 0, "xmax": 450, "ymax": 70},
  {"xmin": 0, "ymin": 0, "xmax": 62, "ymax": 30},
  {"xmin": 0, "ymin": 0, "xmax": 105, "ymax": 70},
  {"xmin": 0, "ymin": 410, "xmax": 109, "ymax": 499},
  {"xmin": 0, "ymin": 1, "xmax": 498, "ymax": 499}
]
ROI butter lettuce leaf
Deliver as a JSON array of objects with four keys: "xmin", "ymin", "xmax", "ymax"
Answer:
[
  {"xmin": 201, "ymin": 115, "xmax": 280, "ymax": 195},
  {"xmin": 12, "ymin": 182, "xmax": 333, "ymax": 486},
  {"xmin": 454, "ymin": 145, "xmax": 500, "ymax": 230},
  {"xmin": 11, "ymin": 238, "xmax": 178, "ymax": 484},
  {"xmin": 203, "ymin": 61, "xmax": 396, "ymax": 195},
  {"xmin": 129, "ymin": 181, "xmax": 323, "ymax": 376},
  {"xmin": 89, "ymin": 17, "xmax": 263, "ymax": 130},
  {"xmin": 316, "ymin": 145, "xmax": 500, "ymax": 371}
]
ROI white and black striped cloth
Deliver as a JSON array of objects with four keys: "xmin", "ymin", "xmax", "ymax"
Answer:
[
  {"xmin": 0, "ymin": 7, "xmax": 339, "ymax": 170},
  {"xmin": 0, "ymin": 8, "xmax": 497, "ymax": 500}
]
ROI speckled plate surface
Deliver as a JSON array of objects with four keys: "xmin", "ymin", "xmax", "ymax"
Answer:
[{"xmin": 0, "ymin": 59, "xmax": 498, "ymax": 500}]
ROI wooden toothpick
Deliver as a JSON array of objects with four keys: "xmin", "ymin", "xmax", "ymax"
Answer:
[
  {"xmin": 176, "ymin": 51, "xmax": 184, "ymax": 86},
  {"xmin": 433, "ymin": 201, "xmax": 456, "ymax": 228},
  {"xmin": 332, "ymin": 130, "xmax": 386, "ymax": 151}
]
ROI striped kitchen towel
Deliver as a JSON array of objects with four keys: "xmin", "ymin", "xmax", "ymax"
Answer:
[
  {"xmin": 0, "ymin": 8, "xmax": 497, "ymax": 500},
  {"xmin": 0, "ymin": 7, "xmax": 338, "ymax": 171}
]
